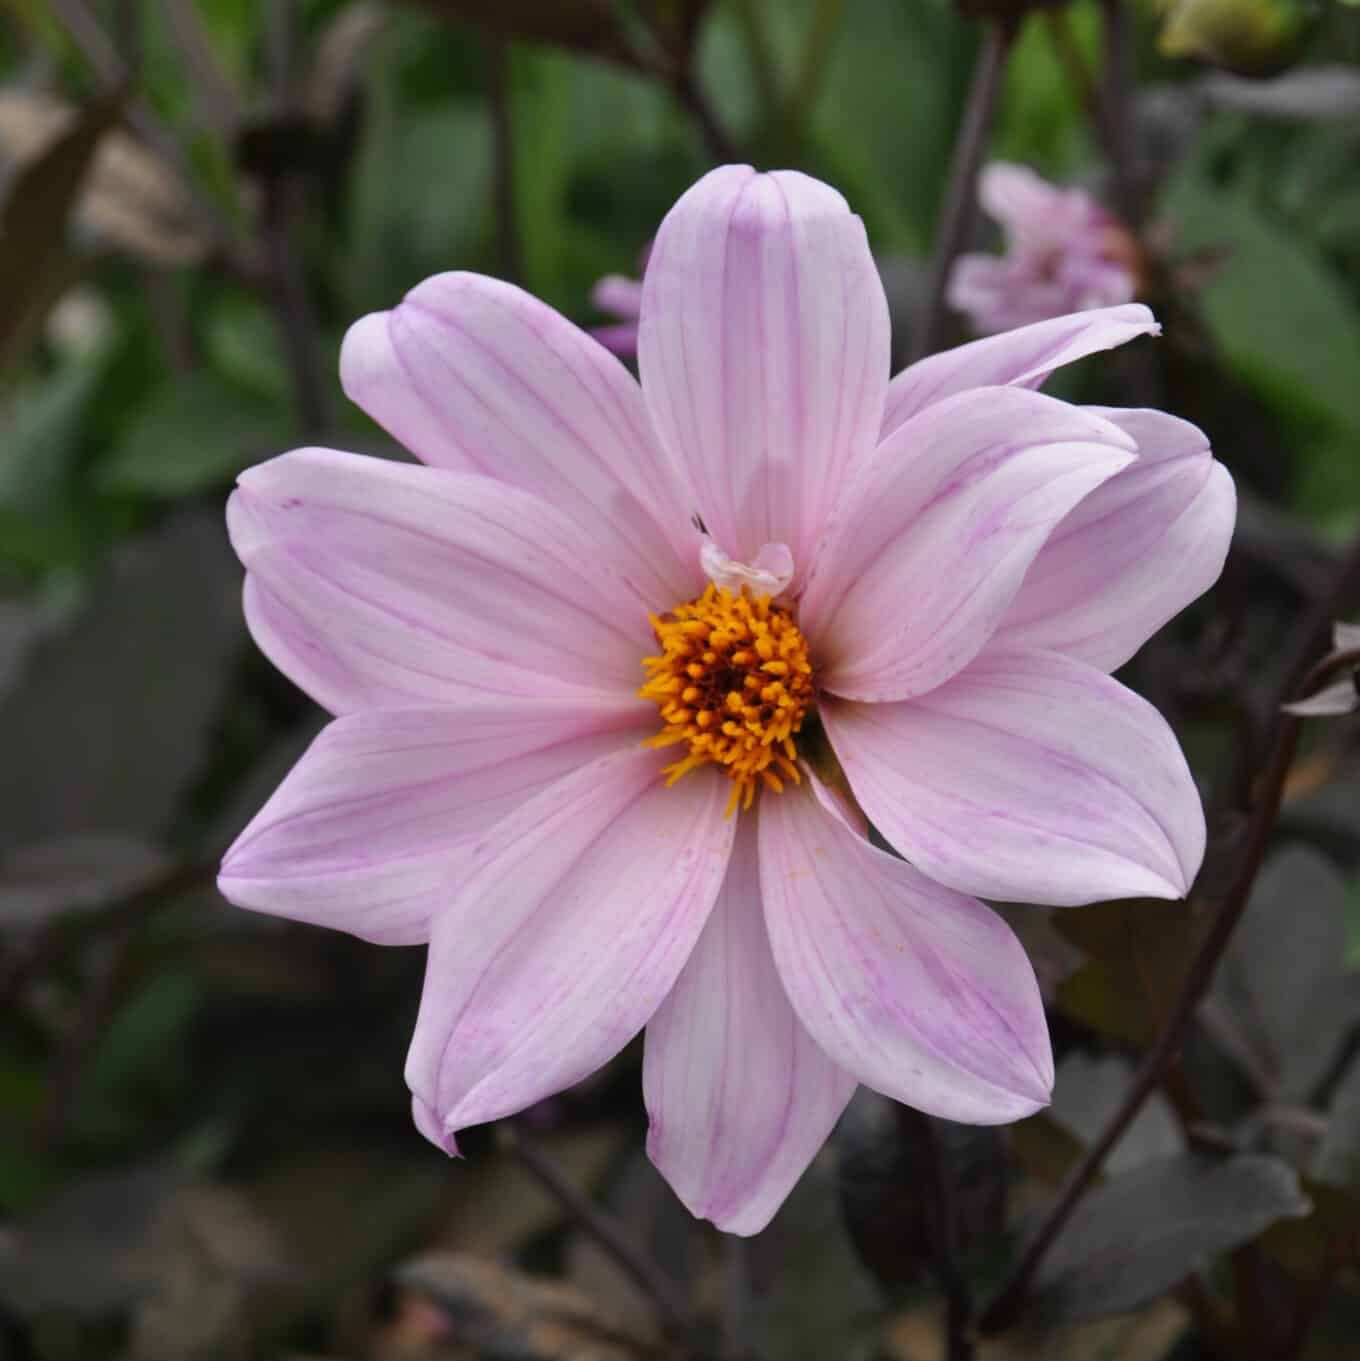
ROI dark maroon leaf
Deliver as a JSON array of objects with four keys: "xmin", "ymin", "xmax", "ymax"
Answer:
[{"xmin": 1030, "ymin": 1153, "xmax": 1310, "ymax": 1325}]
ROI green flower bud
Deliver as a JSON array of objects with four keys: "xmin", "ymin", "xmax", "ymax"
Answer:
[{"xmin": 1157, "ymin": 0, "xmax": 1315, "ymax": 78}]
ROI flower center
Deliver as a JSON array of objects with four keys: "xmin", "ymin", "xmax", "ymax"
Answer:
[{"xmin": 639, "ymin": 583, "xmax": 814, "ymax": 815}]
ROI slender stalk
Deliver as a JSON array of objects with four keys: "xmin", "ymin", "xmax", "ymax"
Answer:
[
  {"xmin": 499, "ymin": 1126, "xmax": 703, "ymax": 1347},
  {"xmin": 979, "ymin": 643, "xmax": 1360, "ymax": 1334},
  {"xmin": 722, "ymin": 1234, "xmax": 750, "ymax": 1360},
  {"xmin": 163, "ymin": 0, "xmax": 242, "ymax": 138},
  {"xmin": 487, "ymin": 35, "xmax": 521, "ymax": 284},
  {"xmin": 625, "ymin": 2, "xmax": 739, "ymax": 163},
  {"xmin": 1099, "ymin": 0, "xmax": 1140, "ymax": 227},
  {"xmin": 48, "ymin": 0, "xmax": 249, "ymax": 274},
  {"xmin": 731, "ymin": 0, "xmax": 782, "ymax": 126},
  {"xmin": 260, "ymin": 0, "xmax": 331, "ymax": 434},
  {"xmin": 672, "ymin": 66, "xmax": 740, "ymax": 163},
  {"xmin": 911, "ymin": 19, "xmax": 1017, "ymax": 363},
  {"xmin": 1044, "ymin": 9, "xmax": 1113, "ymax": 153},
  {"xmin": 896, "ymin": 1109, "xmax": 974, "ymax": 1361},
  {"xmin": 785, "ymin": 0, "xmax": 847, "ymax": 147}
]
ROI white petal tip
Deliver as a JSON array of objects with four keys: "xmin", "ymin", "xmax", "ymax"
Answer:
[{"xmin": 699, "ymin": 537, "xmax": 795, "ymax": 597}]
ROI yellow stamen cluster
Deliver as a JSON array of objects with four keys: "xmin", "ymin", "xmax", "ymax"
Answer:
[{"xmin": 639, "ymin": 584, "xmax": 815, "ymax": 814}]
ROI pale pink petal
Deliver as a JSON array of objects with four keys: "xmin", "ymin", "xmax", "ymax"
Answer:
[
  {"xmin": 407, "ymin": 746, "xmax": 735, "ymax": 1142},
  {"xmin": 643, "ymin": 814, "xmax": 856, "ymax": 1236},
  {"xmin": 589, "ymin": 322, "xmax": 641, "ymax": 358},
  {"xmin": 823, "ymin": 647, "xmax": 1205, "ymax": 907},
  {"xmin": 803, "ymin": 388, "xmax": 1136, "ymax": 702},
  {"xmin": 218, "ymin": 704, "xmax": 642, "ymax": 944},
  {"xmin": 413, "ymin": 1095, "xmax": 459, "ymax": 1155},
  {"xmin": 591, "ymin": 274, "xmax": 643, "ymax": 319},
  {"xmin": 758, "ymin": 779, "xmax": 1052, "ymax": 1123},
  {"xmin": 978, "ymin": 162, "xmax": 1061, "ymax": 234},
  {"xmin": 995, "ymin": 409, "xmax": 1236, "ymax": 670},
  {"xmin": 881, "ymin": 305, "xmax": 1159, "ymax": 438},
  {"xmin": 340, "ymin": 274, "xmax": 696, "ymax": 602},
  {"xmin": 638, "ymin": 165, "xmax": 890, "ymax": 579},
  {"xmin": 227, "ymin": 448, "xmax": 655, "ymax": 716}
]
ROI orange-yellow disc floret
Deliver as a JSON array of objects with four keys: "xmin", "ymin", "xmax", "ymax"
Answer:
[{"xmin": 639, "ymin": 583, "xmax": 815, "ymax": 815}]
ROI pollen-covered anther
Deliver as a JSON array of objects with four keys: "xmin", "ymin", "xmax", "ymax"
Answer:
[{"xmin": 639, "ymin": 583, "xmax": 815, "ymax": 814}]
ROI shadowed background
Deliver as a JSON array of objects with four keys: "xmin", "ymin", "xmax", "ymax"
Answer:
[{"xmin": 3, "ymin": 2, "xmax": 1360, "ymax": 1359}]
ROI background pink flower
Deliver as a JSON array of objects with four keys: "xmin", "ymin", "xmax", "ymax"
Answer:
[
  {"xmin": 219, "ymin": 165, "xmax": 1234, "ymax": 1235},
  {"xmin": 588, "ymin": 241, "xmax": 650, "ymax": 359},
  {"xmin": 948, "ymin": 162, "xmax": 1141, "ymax": 335}
]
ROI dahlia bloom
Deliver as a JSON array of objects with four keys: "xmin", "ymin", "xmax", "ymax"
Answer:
[
  {"xmin": 949, "ymin": 162, "xmax": 1141, "ymax": 335},
  {"xmin": 588, "ymin": 242, "xmax": 648, "ymax": 359},
  {"xmin": 220, "ymin": 165, "xmax": 1234, "ymax": 1235}
]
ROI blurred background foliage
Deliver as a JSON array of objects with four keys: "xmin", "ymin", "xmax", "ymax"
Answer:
[{"xmin": 5, "ymin": 2, "xmax": 1360, "ymax": 1359}]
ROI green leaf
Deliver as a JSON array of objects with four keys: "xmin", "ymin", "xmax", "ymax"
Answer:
[
  {"xmin": 1162, "ymin": 172, "xmax": 1360, "ymax": 517},
  {"xmin": 99, "ymin": 371, "xmax": 287, "ymax": 497}
]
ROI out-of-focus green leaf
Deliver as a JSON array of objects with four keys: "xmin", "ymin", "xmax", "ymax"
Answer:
[
  {"xmin": 807, "ymin": 0, "xmax": 974, "ymax": 253},
  {"xmin": 1163, "ymin": 172, "xmax": 1360, "ymax": 516},
  {"xmin": 99, "ymin": 371, "xmax": 287, "ymax": 497},
  {"xmin": 347, "ymin": 89, "xmax": 491, "ymax": 309},
  {"xmin": 0, "ymin": 89, "xmax": 124, "ymax": 375},
  {"xmin": 513, "ymin": 49, "xmax": 577, "ymax": 304},
  {"xmin": 203, "ymin": 297, "xmax": 290, "ymax": 403},
  {"xmin": 0, "ymin": 344, "xmax": 107, "ymax": 510},
  {"xmin": 995, "ymin": 0, "xmax": 1100, "ymax": 173},
  {"xmin": 1030, "ymin": 1153, "xmax": 1311, "ymax": 1325},
  {"xmin": 75, "ymin": 970, "xmax": 204, "ymax": 1143}
]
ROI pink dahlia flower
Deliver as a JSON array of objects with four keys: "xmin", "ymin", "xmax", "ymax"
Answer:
[
  {"xmin": 220, "ymin": 165, "xmax": 1234, "ymax": 1235},
  {"xmin": 949, "ymin": 162, "xmax": 1142, "ymax": 335},
  {"xmin": 588, "ymin": 241, "xmax": 649, "ymax": 359}
]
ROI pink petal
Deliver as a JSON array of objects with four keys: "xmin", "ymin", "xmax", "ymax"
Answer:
[
  {"xmin": 218, "ymin": 704, "xmax": 642, "ymax": 944},
  {"xmin": 228, "ymin": 448, "xmax": 656, "ymax": 715},
  {"xmin": 995, "ymin": 408, "xmax": 1236, "ymax": 670},
  {"xmin": 882, "ymin": 305, "xmax": 1159, "ymax": 438},
  {"xmin": 407, "ymin": 746, "xmax": 735, "ymax": 1142},
  {"xmin": 643, "ymin": 814, "xmax": 856, "ymax": 1235},
  {"xmin": 588, "ymin": 322, "xmax": 641, "ymax": 358},
  {"xmin": 978, "ymin": 162, "xmax": 1060, "ymax": 232},
  {"xmin": 758, "ymin": 779, "xmax": 1052, "ymax": 1123},
  {"xmin": 591, "ymin": 274, "xmax": 643, "ymax": 319},
  {"xmin": 340, "ymin": 273, "xmax": 697, "ymax": 603},
  {"xmin": 823, "ymin": 646, "xmax": 1205, "ymax": 907},
  {"xmin": 804, "ymin": 388, "xmax": 1136, "ymax": 703},
  {"xmin": 638, "ymin": 165, "xmax": 890, "ymax": 579}
]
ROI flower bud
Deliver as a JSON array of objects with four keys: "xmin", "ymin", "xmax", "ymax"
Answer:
[{"xmin": 1157, "ymin": 0, "xmax": 1315, "ymax": 78}]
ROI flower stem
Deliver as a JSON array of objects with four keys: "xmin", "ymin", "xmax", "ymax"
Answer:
[
  {"xmin": 498, "ymin": 1125, "xmax": 704, "ymax": 1347},
  {"xmin": 1099, "ymin": 0, "xmax": 1140, "ymax": 227},
  {"xmin": 911, "ymin": 18, "xmax": 1018, "ymax": 363},
  {"xmin": 979, "ymin": 642, "xmax": 1360, "ymax": 1335}
]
